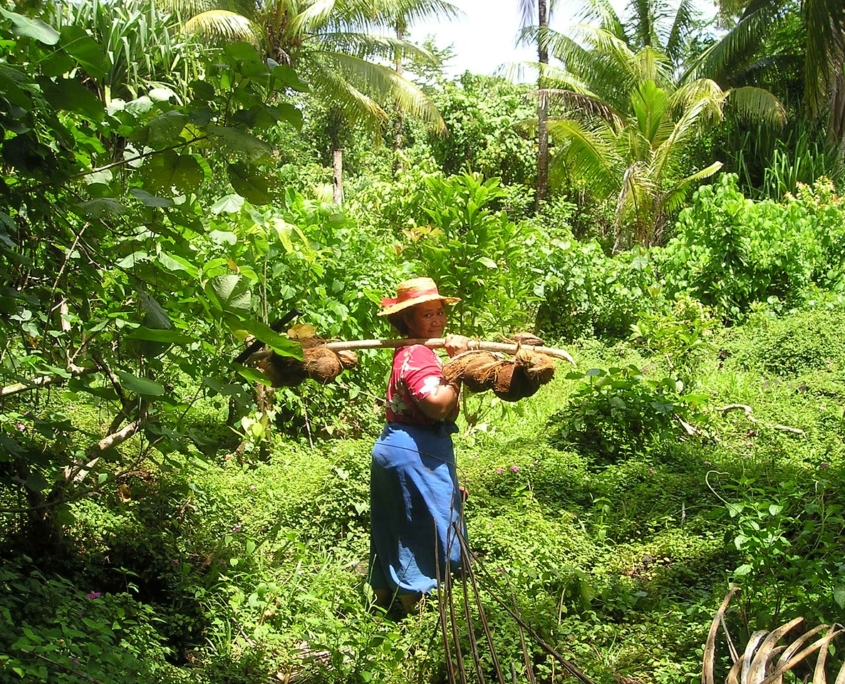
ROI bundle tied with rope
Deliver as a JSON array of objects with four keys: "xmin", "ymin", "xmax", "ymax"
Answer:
[
  {"xmin": 442, "ymin": 348, "xmax": 557, "ymax": 402},
  {"xmin": 255, "ymin": 329, "xmax": 359, "ymax": 388},
  {"xmin": 244, "ymin": 326, "xmax": 572, "ymax": 402}
]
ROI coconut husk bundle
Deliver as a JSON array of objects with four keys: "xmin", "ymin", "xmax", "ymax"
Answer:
[
  {"xmin": 442, "ymin": 349, "xmax": 556, "ymax": 402},
  {"xmin": 245, "ymin": 328, "xmax": 572, "ymax": 393},
  {"xmin": 256, "ymin": 346, "xmax": 358, "ymax": 387},
  {"xmin": 247, "ymin": 324, "xmax": 358, "ymax": 388}
]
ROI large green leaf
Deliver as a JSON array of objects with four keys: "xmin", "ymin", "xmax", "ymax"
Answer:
[
  {"xmin": 59, "ymin": 25, "xmax": 110, "ymax": 79},
  {"xmin": 141, "ymin": 151, "xmax": 204, "ymax": 194},
  {"xmin": 73, "ymin": 198, "xmax": 127, "ymax": 218},
  {"xmin": 233, "ymin": 363, "xmax": 274, "ymax": 387},
  {"xmin": 125, "ymin": 327, "xmax": 192, "ymax": 344},
  {"xmin": 41, "ymin": 78, "xmax": 104, "ymax": 122},
  {"xmin": 227, "ymin": 162, "xmax": 272, "ymax": 205},
  {"xmin": 271, "ymin": 64, "xmax": 309, "ymax": 92},
  {"xmin": 131, "ymin": 111, "xmax": 188, "ymax": 147},
  {"xmin": 206, "ymin": 274, "xmax": 251, "ymax": 315},
  {"xmin": 114, "ymin": 370, "xmax": 165, "ymax": 397},
  {"xmin": 227, "ymin": 316, "xmax": 303, "ymax": 359},
  {"xmin": 0, "ymin": 9, "xmax": 59, "ymax": 45},
  {"xmin": 207, "ymin": 125, "xmax": 272, "ymax": 163},
  {"xmin": 136, "ymin": 291, "xmax": 173, "ymax": 358}
]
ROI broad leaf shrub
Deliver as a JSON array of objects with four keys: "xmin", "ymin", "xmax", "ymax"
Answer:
[
  {"xmin": 536, "ymin": 239, "xmax": 663, "ymax": 341},
  {"xmin": 660, "ymin": 174, "xmax": 845, "ymax": 319},
  {"xmin": 727, "ymin": 306, "xmax": 845, "ymax": 377},
  {"xmin": 0, "ymin": 559, "xmax": 177, "ymax": 682},
  {"xmin": 553, "ymin": 365, "xmax": 708, "ymax": 462},
  {"xmin": 401, "ymin": 172, "xmax": 539, "ymax": 335}
]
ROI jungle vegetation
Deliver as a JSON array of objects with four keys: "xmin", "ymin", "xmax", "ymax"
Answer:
[{"xmin": 1, "ymin": 0, "xmax": 845, "ymax": 682}]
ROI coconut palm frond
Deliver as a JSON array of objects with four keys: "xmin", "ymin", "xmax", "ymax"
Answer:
[
  {"xmin": 541, "ymin": 89, "xmax": 622, "ymax": 124},
  {"xmin": 547, "ymin": 119, "xmax": 620, "ymax": 196},
  {"xmin": 683, "ymin": 3, "xmax": 777, "ymax": 82},
  {"xmin": 160, "ymin": 0, "xmax": 254, "ymax": 21},
  {"xmin": 669, "ymin": 78, "xmax": 725, "ymax": 111},
  {"xmin": 518, "ymin": 0, "xmax": 537, "ymax": 29},
  {"xmin": 661, "ymin": 161, "xmax": 722, "ymax": 214},
  {"xmin": 804, "ymin": 0, "xmax": 845, "ymax": 116},
  {"xmin": 183, "ymin": 10, "xmax": 263, "ymax": 46},
  {"xmin": 629, "ymin": 0, "xmax": 656, "ymax": 48},
  {"xmin": 665, "ymin": 0, "xmax": 697, "ymax": 65},
  {"xmin": 631, "ymin": 45, "xmax": 673, "ymax": 85},
  {"xmin": 290, "ymin": 0, "xmax": 336, "ymax": 35},
  {"xmin": 702, "ymin": 589, "xmax": 845, "ymax": 684},
  {"xmin": 650, "ymin": 93, "xmax": 722, "ymax": 184},
  {"xmin": 318, "ymin": 31, "xmax": 432, "ymax": 61},
  {"xmin": 307, "ymin": 57, "xmax": 388, "ymax": 129},
  {"xmin": 579, "ymin": 0, "xmax": 625, "ymax": 37},
  {"xmin": 318, "ymin": 51, "xmax": 444, "ymax": 129},
  {"xmin": 728, "ymin": 85, "xmax": 787, "ymax": 126}
]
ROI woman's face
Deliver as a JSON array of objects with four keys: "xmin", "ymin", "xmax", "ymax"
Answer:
[{"xmin": 404, "ymin": 301, "xmax": 447, "ymax": 338}]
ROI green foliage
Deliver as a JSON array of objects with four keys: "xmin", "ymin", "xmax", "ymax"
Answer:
[
  {"xmin": 729, "ymin": 306, "xmax": 845, "ymax": 376},
  {"xmin": 536, "ymin": 240, "xmax": 663, "ymax": 340},
  {"xmin": 401, "ymin": 172, "xmax": 538, "ymax": 335},
  {"xmin": 425, "ymin": 73, "xmax": 537, "ymax": 188},
  {"xmin": 661, "ymin": 174, "xmax": 845, "ymax": 318},
  {"xmin": 0, "ymin": 559, "xmax": 176, "ymax": 683},
  {"xmin": 554, "ymin": 364, "xmax": 707, "ymax": 461},
  {"xmin": 722, "ymin": 476, "xmax": 845, "ymax": 628}
]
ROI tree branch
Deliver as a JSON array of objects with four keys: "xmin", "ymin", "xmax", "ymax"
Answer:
[{"xmin": 0, "ymin": 366, "xmax": 98, "ymax": 398}]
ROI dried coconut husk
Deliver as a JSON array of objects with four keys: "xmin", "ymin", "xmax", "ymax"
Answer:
[
  {"xmin": 517, "ymin": 349, "xmax": 555, "ymax": 384},
  {"xmin": 258, "ymin": 348, "xmax": 358, "ymax": 387},
  {"xmin": 443, "ymin": 349, "xmax": 556, "ymax": 402},
  {"xmin": 443, "ymin": 351, "xmax": 505, "ymax": 393}
]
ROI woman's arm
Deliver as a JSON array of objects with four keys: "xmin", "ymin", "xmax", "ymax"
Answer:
[
  {"xmin": 415, "ymin": 382, "xmax": 460, "ymax": 421},
  {"xmin": 413, "ymin": 334, "xmax": 469, "ymax": 421}
]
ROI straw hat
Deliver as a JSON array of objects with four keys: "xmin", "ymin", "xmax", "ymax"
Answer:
[{"xmin": 378, "ymin": 277, "xmax": 460, "ymax": 317}]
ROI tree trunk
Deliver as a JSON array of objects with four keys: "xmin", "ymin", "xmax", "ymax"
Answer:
[
  {"xmin": 332, "ymin": 147, "xmax": 343, "ymax": 205},
  {"xmin": 393, "ymin": 22, "xmax": 406, "ymax": 175},
  {"xmin": 828, "ymin": 41, "xmax": 845, "ymax": 156},
  {"xmin": 537, "ymin": 0, "xmax": 549, "ymax": 207}
]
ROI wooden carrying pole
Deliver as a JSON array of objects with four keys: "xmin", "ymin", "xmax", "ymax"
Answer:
[{"xmin": 322, "ymin": 338, "xmax": 576, "ymax": 366}]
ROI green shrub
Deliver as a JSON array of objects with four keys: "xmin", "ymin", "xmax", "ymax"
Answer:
[
  {"xmin": 536, "ymin": 240, "xmax": 665, "ymax": 341},
  {"xmin": 729, "ymin": 306, "xmax": 845, "ymax": 376},
  {"xmin": 660, "ymin": 174, "xmax": 845, "ymax": 319}
]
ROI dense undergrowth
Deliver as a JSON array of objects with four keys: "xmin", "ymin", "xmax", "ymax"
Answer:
[{"xmin": 5, "ymin": 301, "xmax": 845, "ymax": 683}]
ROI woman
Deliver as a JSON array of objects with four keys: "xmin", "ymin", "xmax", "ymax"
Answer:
[{"xmin": 369, "ymin": 277, "xmax": 470, "ymax": 613}]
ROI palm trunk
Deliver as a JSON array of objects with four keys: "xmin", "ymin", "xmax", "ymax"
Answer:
[
  {"xmin": 393, "ymin": 22, "xmax": 406, "ymax": 175},
  {"xmin": 537, "ymin": 0, "xmax": 549, "ymax": 207},
  {"xmin": 828, "ymin": 33, "xmax": 845, "ymax": 156},
  {"xmin": 332, "ymin": 147, "xmax": 343, "ymax": 205}
]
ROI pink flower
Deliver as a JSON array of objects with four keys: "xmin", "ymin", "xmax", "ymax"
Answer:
[
  {"xmin": 495, "ymin": 468, "xmax": 503, "ymax": 474},
  {"xmin": 510, "ymin": 465, "xmax": 520, "ymax": 473},
  {"xmin": 86, "ymin": 592, "xmax": 101, "ymax": 600},
  {"xmin": 820, "ymin": 463, "xmax": 830, "ymax": 469},
  {"xmin": 16, "ymin": 423, "xmax": 25, "ymax": 431},
  {"xmin": 172, "ymin": 559, "xmax": 180, "ymax": 564}
]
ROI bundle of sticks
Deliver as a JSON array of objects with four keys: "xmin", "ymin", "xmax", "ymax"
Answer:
[{"xmin": 247, "ymin": 331, "xmax": 575, "ymax": 402}]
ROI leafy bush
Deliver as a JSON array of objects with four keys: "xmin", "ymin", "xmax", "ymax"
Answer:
[
  {"xmin": 552, "ymin": 365, "xmax": 707, "ymax": 461},
  {"xmin": 728, "ymin": 306, "xmax": 845, "ymax": 376},
  {"xmin": 401, "ymin": 172, "xmax": 539, "ymax": 335},
  {"xmin": 660, "ymin": 174, "xmax": 845, "ymax": 319},
  {"xmin": 536, "ymin": 240, "xmax": 664, "ymax": 341}
]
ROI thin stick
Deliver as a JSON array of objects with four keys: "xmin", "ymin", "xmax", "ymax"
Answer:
[{"xmin": 322, "ymin": 338, "xmax": 576, "ymax": 365}]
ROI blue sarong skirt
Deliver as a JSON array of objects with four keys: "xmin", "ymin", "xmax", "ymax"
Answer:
[{"xmin": 369, "ymin": 422, "xmax": 464, "ymax": 595}]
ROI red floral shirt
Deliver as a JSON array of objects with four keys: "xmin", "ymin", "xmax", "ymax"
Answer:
[{"xmin": 386, "ymin": 345, "xmax": 456, "ymax": 426}]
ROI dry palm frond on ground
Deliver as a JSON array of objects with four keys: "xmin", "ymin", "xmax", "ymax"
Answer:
[{"xmin": 702, "ymin": 588, "xmax": 845, "ymax": 684}]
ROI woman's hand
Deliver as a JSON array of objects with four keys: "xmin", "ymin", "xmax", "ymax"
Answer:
[{"xmin": 444, "ymin": 334, "xmax": 470, "ymax": 358}]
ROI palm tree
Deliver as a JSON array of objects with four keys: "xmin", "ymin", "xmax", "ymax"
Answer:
[
  {"xmin": 165, "ymin": 0, "xmax": 448, "ymax": 203},
  {"xmin": 517, "ymin": 0, "xmax": 560, "ymax": 206},
  {"xmin": 535, "ymin": 4, "xmax": 785, "ymax": 248},
  {"xmin": 688, "ymin": 0, "xmax": 845, "ymax": 149}
]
